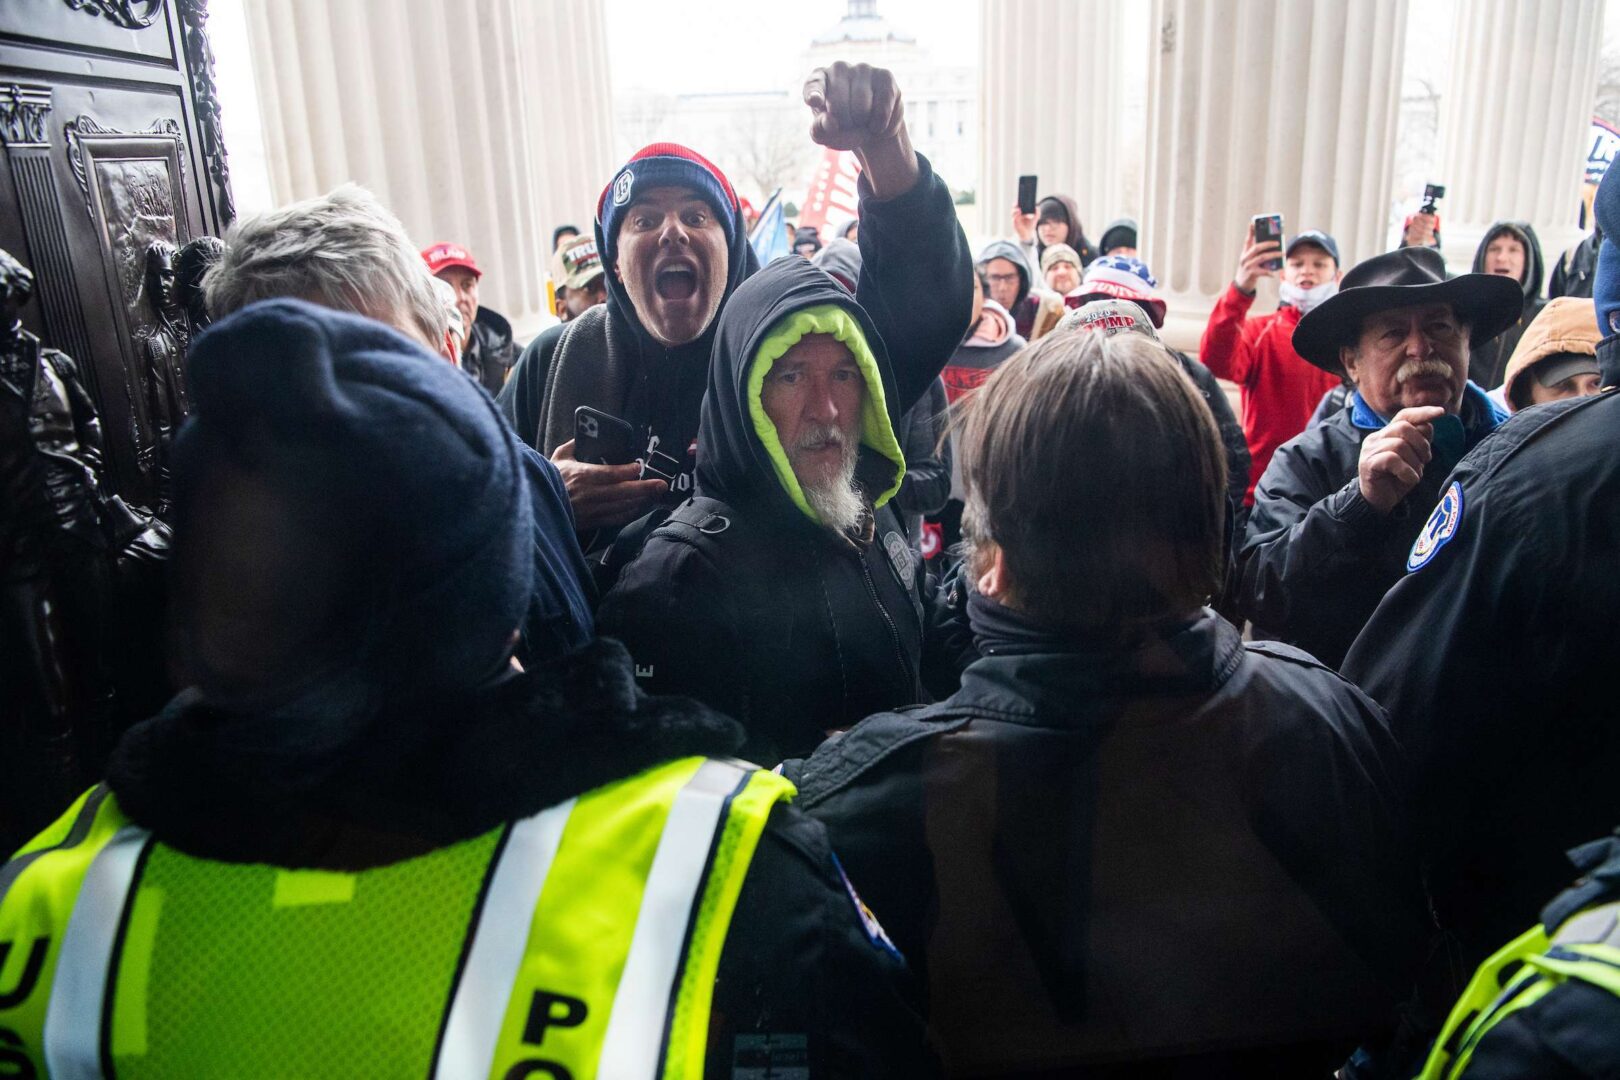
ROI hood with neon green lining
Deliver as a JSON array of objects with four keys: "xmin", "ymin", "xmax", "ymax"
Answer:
[{"xmin": 697, "ymin": 256, "xmax": 906, "ymax": 528}]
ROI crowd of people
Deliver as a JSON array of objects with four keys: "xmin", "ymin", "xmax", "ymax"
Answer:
[{"xmin": 3, "ymin": 59, "xmax": 1620, "ymax": 1078}]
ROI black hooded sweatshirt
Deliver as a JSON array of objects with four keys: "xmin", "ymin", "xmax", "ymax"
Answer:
[
  {"xmin": 597, "ymin": 257, "xmax": 947, "ymax": 764},
  {"xmin": 499, "ymin": 154, "xmax": 972, "ymax": 552},
  {"xmin": 1468, "ymin": 220, "xmax": 1547, "ymax": 389}
]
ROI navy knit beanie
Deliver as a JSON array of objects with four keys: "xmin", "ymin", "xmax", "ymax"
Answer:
[
  {"xmin": 172, "ymin": 298, "xmax": 533, "ymax": 714},
  {"xmin": 597, "ymin": 143, "xmax": 743, "ymax": 268}
]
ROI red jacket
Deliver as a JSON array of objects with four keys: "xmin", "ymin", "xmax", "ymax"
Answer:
[{"xmin": 1199, "ymin": 284, "xmax": 1342, "ymax": 505}]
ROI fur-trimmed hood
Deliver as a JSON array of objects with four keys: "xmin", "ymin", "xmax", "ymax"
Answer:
[{"xmin": 105, "ymin": 639, "xmax": 743, "ymax": 869}]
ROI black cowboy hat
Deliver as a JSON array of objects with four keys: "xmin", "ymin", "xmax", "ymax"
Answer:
[{"xmin": 1292, "ymin": 246, "xmax": 1523, "ymax": 375}]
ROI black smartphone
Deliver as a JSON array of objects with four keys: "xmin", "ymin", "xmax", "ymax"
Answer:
[
  {"xmin": 1017, "ymin": 175, "xmax": 1038, "ymax": 216},
  {"xmin": 574, "ymin": 406, "xmax": 637, "ymax": 466},
  {"xmin": 1253, "ymin": 212, "xmax": 1284, "ymax": 271}
]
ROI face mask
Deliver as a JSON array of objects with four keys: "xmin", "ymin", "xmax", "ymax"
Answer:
[{"xmin": 1280, "ymin": 279, "xmax": 1339, "ymax": 314}]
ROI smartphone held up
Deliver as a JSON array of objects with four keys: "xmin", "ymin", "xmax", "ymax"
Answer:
[{"xmin": 1252, "ymin": 213, "xmax": 1284, "ymax": 271}]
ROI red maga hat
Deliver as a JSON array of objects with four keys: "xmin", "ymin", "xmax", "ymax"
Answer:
[{"xmin": 422, "ymin": 242, "xmax": 481, "ymax": 278}]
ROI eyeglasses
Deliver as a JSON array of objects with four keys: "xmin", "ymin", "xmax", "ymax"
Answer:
[{"xmin": 985, "ymin": 272, "xmax": 1019, "ymax": 285}]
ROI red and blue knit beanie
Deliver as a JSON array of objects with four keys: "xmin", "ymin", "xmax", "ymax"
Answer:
[{"xmin": 597, "ymin": 143, "xmax": 742, "ymax": 265}]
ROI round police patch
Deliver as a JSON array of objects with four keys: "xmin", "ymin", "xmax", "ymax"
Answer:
[
  {"xmin": 1407, "ymin": 480, "xmax": 1464, "ymax": 572},
  {"xmin": 883, "ymin": 531, "xmax": 915, "ymax": 587},
  {"xmin": 612, "ymin": 168, "xmax": 634, "ymax": 207},
  {"xmin": 832, "ymin": 854, "xmax": 900, "ymax": 959}
]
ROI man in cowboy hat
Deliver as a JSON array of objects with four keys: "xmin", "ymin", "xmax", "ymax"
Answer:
[
  {"xmin": 1235, "ymin": 245, "xmax": 1522, "ymax": 668},
  {"xmin": 1340, "ymin": 164, "xmax": 1620, "ymax": 976}
]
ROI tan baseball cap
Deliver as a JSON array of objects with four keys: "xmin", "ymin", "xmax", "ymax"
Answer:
[{"xmin": 560, "ymin": 235, "xmax": 604, "ymax": 291}]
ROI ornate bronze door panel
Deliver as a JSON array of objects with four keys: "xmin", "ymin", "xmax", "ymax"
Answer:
[{"xmin": 0, "ymin": 0, "xmax": 232, "ymax": 504}]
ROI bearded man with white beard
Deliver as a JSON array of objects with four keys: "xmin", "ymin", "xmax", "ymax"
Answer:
[
  {"xmin": 1234, "ymin": 246, "xmax": 1524, "ymax": 668},
  {"xmin": 597, "ymin": 257, "xmax": 934, "ymax": 765}
]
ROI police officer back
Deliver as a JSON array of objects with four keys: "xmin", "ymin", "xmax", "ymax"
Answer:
[{"xmin": 0, "ymin": 299, "xmax": 932, "ymax": 1077}]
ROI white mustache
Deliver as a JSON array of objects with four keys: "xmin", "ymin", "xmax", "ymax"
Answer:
[
  {"xmin": 1395, "ymin": 358, "xmax": 1454, "ymax": 385},
  {"xmin": 793, "ymin": 424, "xmax": 848, "ymax": 451}
]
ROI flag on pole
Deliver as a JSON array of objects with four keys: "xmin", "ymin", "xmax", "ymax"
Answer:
[{"xmin": 750, "ymin": 188, "xmax": 790, "ymax": 266}]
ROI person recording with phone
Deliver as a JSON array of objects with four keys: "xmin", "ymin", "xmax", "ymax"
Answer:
[
  {"xmin": 1200, "ymin": 217, "xmax": 1345, "ymax": 507},
  {"xmin": 1010, "ymin": 185, "xmax": 1097, "ymax": 279},
  {"xmin": 1401, "ymin": 183, "xmax": 1445, "ymax": 251}
]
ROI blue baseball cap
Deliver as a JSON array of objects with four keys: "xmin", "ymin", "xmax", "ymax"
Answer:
[{"xmin": 1286, "ymin": 230, "xmax": 1340, "ymax": 265}]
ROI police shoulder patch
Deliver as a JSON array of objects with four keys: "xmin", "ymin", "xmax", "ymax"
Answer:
[
  {"xmin": 883, "ymin": 531, "xmax": 915, "ymax": 587},
  {"xmin": 612, "ymin": 168, "xmax": 634, "ymax": 207},
  {"xmin": 1407, "ymin": 480, "xmax": 1465, "ymax": 572},
  {"xmin": 832, "ymin": 854, "xmax": 901, "ymax": 958}
]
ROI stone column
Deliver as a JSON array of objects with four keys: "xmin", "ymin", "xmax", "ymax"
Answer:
[
  {"xmin": 1144, "ymin": 0, "xmax": 1409, "ymax": 351},
  {"xmin": 1435, "ymin": 0, "xmax": 1603, "ymax": 275},
  {"xmin": 977, "ymin": 0, "xmax": 1136, "ymax": 251},
  {"xmin": 241, "ymin": 0, "xmax": 616, "ymax": 338}
]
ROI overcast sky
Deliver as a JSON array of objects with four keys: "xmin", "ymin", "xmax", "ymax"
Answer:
[{"xmin": 604, "ymin": 0, "xmax": 980, "ymax": 95}]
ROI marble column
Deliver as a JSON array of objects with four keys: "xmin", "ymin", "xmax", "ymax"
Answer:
[
  {"xmin": 1435, "ymin": 0, "xmax": 1603, "ymax": 275},
  {"xmin": 977, "ymin": 0, "xmax": 1136, "ymax": 253},
  {"xmin": 1143, "ymin": 0, "xmax": 1409, "ymax": 352},
  {"xmin": 241, "ymin": 0, "xmax": 616, "ymax": 338}
]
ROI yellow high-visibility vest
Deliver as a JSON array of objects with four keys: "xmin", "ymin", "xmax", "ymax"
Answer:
[
  {"xmin": 1416, "ymin": 898, "xmax": 1620, "ymax": 1080},
  {"xmin": 0, "ymin": 756, "xmax": 792, "ymax": 1078}
]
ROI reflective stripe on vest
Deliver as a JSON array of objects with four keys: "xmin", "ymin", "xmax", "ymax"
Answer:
[
  {"xmin": 1417, "ymin": 898, "xmax": 1620, "ymax": 1080},
  {"xmin": 0, "ymin": 785, "xmax": 138, "ymax": 1074},
  {"xmin": 0, "ymin": 757, "xmax": 794, "ymax": 1078}
]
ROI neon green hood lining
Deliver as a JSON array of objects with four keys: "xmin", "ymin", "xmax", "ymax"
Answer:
[{"xmin": 745, "ymin": 304, "xmax": 905, "ymax": 524}]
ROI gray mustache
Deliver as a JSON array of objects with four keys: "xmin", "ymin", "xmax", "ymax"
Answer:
[{"xmin": 1395, "ymin": 359, "xmax": 1454, "ymax": 384}]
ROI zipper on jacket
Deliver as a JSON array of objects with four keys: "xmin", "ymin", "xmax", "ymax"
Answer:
[{"xmin": 858, "ymin": 551, "xmax": 914, "ymax": 690}]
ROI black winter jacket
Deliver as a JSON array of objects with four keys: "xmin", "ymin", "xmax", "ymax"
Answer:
[
  {"xmin": 893, "ymin": 377, "xmax": 952, "ymax": 538},
  {"xmin": 783, "ymin": 604, "xmax": 1429, "ymax": 1077},
  {"xmin": 1343, "ymin": 372, "xmax": 1620, "ymax": 968},
  {"xmin": 96, "ymin": 638, "xmax": 936, "ymax": 1078},
  {"xmin": 1238, "ymin": 384, "xmax": 1505, "ymax": 669},
  {"xmin": 463, "ymin": 306, "xmax": 517, "ymax": 396},
  {"xmin": 496, "ymin": 321, "xmax": 562, "ymax": 439},
  {"xmin": 1548, "ymin": 227, "xmax": 1600, "ymax": 300},
  {"xmin": 597, "ymin": 257, "xmax": 941, "ymax": 764}
]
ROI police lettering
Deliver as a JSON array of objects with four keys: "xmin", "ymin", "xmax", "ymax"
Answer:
[
  {"xmin": 502, "ymin": 989, "xmax": 590, "ymax": 1080},
  {"xmin": 521, "ymin": 988, "xmax": 588, "ymax": 1045},
  {"xmin": 502, "ymin": 1063, "xmax": 570, "ymax": 1080}
]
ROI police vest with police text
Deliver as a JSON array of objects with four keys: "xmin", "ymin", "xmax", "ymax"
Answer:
[{"xmin": 0, "ymin": 755, "xmax": 792, "ymax": 1078}]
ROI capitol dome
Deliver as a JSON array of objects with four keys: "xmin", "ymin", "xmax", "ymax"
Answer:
[{"xmin": 810, "ymin": 0, "xmax": 918, "ymax": 49}]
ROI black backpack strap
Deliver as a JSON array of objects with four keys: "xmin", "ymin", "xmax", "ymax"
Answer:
[
  {"xmin": 595, "ymin": 495, "xmax": 744, "ymax": 592},
  {"xmin": 592, "ymin": 502, "xmax": 678, "ymax": 593},
  {"xmin": 664, "ymin": 496, "xmax": 737, "ymax": 537}
]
